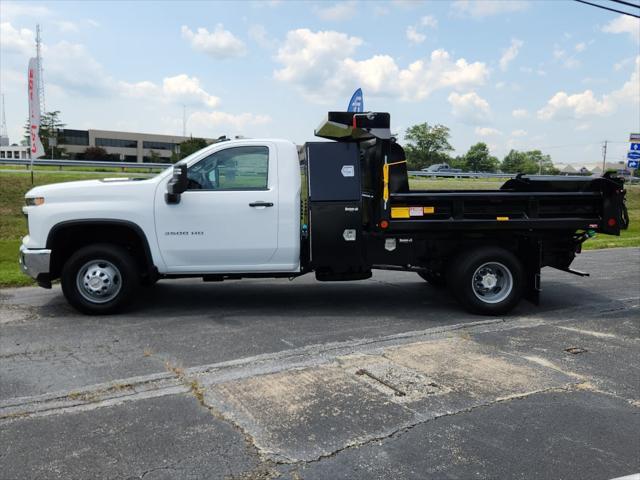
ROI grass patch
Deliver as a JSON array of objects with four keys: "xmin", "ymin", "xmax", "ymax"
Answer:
[
  {"xmin": 583, "ymin": 184, "xmax": 640, "ymax": 250},
  {"xmin": 0, "ymin": 171, "xmax": 637, "ymax": 287}
]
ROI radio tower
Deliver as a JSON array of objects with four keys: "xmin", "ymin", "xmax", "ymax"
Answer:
[
  {"xmin": 36, "ymin": 24, "xmax": 46, "ymax": 114},
  {"xmin": 0, "ymin": 94, "xmax": 8, "ymax": 146}
]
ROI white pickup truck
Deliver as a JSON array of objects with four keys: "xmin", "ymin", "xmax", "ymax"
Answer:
[{"xmin": 20, "ymin": 112, "xmax": 628, "ymax": 315}]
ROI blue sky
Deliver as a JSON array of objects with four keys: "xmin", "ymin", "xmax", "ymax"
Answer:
[{"xmin": 1, "ymin": 0, "xmax": 638, "ymax": 165}]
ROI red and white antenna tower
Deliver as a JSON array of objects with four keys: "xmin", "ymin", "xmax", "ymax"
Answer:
[{"xmin": 36, "ymin": 24, "xmax": 46, "ymax": 114}]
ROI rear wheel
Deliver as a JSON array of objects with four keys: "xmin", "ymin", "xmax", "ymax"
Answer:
[
  {"xmin": 61, "ymin": 244, "xmax": 139, "ymax": 315},
  {"xmin": 448, "ymin": 246, "xmax": 524, "ymax": 315}
]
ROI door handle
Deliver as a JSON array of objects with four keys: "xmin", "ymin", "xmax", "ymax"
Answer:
[{"xmin": 249, "ymin": 201, "xmax": 274, "ymax": 207}]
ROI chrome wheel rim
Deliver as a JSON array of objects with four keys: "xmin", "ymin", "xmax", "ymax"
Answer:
[
  {"xmin": 76, "ymin": 260, "xmax": 122, "ymax": 304},
  {"xmin": 471, "ymin": 262, "xmax": 513, "ymax": 304}
]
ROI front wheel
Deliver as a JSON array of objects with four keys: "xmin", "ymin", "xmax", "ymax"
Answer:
[
  {"xmin": 448, "ymin": 247, "xmax": 524, "ymax": 316},
  {"xmin": 61, "ymin": 244, "xmax": 139, "ymax": 315}
]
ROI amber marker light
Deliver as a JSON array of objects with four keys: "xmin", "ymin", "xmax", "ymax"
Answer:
[{"xmin": 25, "ymin": 197, "xmax": 45, "ymax": 206}]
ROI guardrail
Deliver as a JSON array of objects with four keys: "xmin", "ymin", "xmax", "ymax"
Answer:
[
  {"xmin": 408, "ymin": 170, "xmax": 516, "ymax": 179},
  {"xmin": 0, "ymin": 158, "xmax": 172, "ymax": 170}
]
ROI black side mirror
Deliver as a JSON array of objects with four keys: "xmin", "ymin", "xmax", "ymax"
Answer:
[{"xmin": 166, "ymin": 163, "xmax": 188, "ymax": 204}]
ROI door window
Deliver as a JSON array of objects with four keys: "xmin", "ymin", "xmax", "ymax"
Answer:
[{"xmin": 187, "ymin": 146, "xmax": 269, "ymax": 191}]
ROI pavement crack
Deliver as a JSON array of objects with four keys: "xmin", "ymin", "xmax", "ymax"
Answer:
[
  {"xmin": 295, "ymin": 384, "xmax": 575, "ymax": 466},
  {"xmin": 162, "ymin": 360, "xmax": 269, "ymax": 466}
]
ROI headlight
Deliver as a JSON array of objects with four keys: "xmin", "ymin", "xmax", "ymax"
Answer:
[{"xmin": 25, "ymin": 197, "xmax": 45, "ymax": 206}]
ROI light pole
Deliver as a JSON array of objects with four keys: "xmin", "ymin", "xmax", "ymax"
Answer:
[{"xmin": 48, "ymin": 127, "xmax": 61, "ymax": 160}]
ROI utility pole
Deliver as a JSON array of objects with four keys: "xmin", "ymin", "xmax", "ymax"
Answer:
[
  {"xmin": 602, "ymin": 140, "xmax": 608, "ymax": 174},
  {"xmin": 0, "ymin": 93, "xmax": 8, "ymax": 146},
  {"xmin": 182, "ymin": 105, "xmax": 186, "ymax": 137}
]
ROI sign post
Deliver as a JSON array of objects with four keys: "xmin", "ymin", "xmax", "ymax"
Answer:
[{"xmin": 628, "ymin": 134, "xmax": 640, "ymax": 173}]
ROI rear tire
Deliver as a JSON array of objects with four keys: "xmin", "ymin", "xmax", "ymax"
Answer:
[
  {"xmin": 448, "ymin": 246, "xmax": 524, "ymax": 316},
  {"xmin": 417, "ymin": 271, "xmax": 447, "ymax": 288},
  {"xmin": 61, "ymin": 243, "xmax": 139, "ymax": 315}
]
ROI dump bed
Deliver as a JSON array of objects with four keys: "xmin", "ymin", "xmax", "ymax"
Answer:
[{"xmin": 388, "ymin": 174, "xmax": 627, "ymax": 236}]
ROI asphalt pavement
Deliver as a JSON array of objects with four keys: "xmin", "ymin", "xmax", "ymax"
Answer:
[{"xmin": 1, "ymin": 247, "xmax": 638, "ymax": 479}]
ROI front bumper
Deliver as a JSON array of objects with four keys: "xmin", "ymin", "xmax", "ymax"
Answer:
[{"xmin": 19, "ymin": 245, "xmax": 52, "ymax": 288}]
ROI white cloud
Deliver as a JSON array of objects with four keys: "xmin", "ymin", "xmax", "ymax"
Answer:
[
  {"xmin": 248, "ymin": 24, "xmax": 276, "ymax": 49},
  {"xmin": 511, "ymin": 129, "xmax": 527, "ymax": 137},
  {"xmin": 575, "ymin": 123, "xmax": 591, "ymax": 131},
  {"xmin": 120, "ymin": 74, "xmax": 220, "ymax": 108},
  {"xmin": 448, "ymin": 91, "xmax": 491, "ymax": 124},
  {"xmin": 0, "ymin": 22, "xmax": 35, "ymax": 55},
  {"xmin": 189, "ymin": 111, "xmax": 271, "ymax": 132},
  {"xmin": 315, "ymin": 1, "xmax": 357, "ymax": 21},
  {"xmin": 452, "ymin": 0, "xmax": 529, "ymax": 18},
  {"xmin": 602, "ymin": 15, "xmax": 640, "ymax": 43},
  {"xmin": 537, "ymin": 57, "xmax": 639, "ymax": 120},
  {"xmin": 421, "ymin": 15, "xmax": 438, "ymax": 28},
  {"xmin": 552, "ymin": 44, "xmax": 580, "ymax": 69},
  {"xmin": 512, "ymin": 108, "xmax": 529, "ymax": 118},
  {"xmin": 406, "ymin": 26, "xmax": 426, "ymax": 45},
  {"xmin": 499, "ymin": 38, "xmax": 523, "ymax": 71},
  {"xmin": 575, "ymin": 42, "xmax": 586, "ymax": 52},
  {"xmin": 537, "ymin": 90, "xmax": 614, "ymax": 120},
  {"xmin": 614, "ymin": 56, "xmax": 634, "ymax": 71},
  {"xmin": 0, "ymin": 3, "xmax": 51, "ymax": 21},
  {"xmin": 55, "ymin": 20, "xmax": 79, "ymax": 33},
  {"xmin": 45, "ymin": 41, "xmax": 113, "ymax": 95},
  {"xmin": 181, "ymin": 24, "xmax": 246, "ymax": 58},
  {"xmin": 274, "ymin": 29, "xmax": 489, "ymax": 102},
  {"xmin": 406, "ymin": 15, "xmax": 437, "ymax": 45},
  {"xmin": 475, "ymin": 127, "xmax": 502, "ymax": 136}
]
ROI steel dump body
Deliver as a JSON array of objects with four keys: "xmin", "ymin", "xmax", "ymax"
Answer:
[{"xmin": 302, "ymin": 112, "xmax": 628, "ymax": 293}]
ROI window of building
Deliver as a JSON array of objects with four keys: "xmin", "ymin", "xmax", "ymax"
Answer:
[
  {"xmin": 95, "ymin": 138, "xmax": 138, "ymax": 148},
  {"xmin": 143, "ymin": 141, "xmax": 176, "ymax": 151},
  {"xmin": 6, "ymin": 151, "xmax": 12, "ymax": 159},
  {"xmin": 0, "ymin": 151, "xmax": 5, "ymax": 158},
  {"xmin": 187, "ymin": 146, "xmax": 269, "ymax": 191},
  {"xmin": 61, "ymin": 129, "xmax": 89, "ymax": 146}
]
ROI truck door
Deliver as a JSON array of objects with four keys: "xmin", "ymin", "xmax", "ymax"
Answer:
[{"xmin": 154, "ymin": 143, "xmax": 279, "ymax": 273}]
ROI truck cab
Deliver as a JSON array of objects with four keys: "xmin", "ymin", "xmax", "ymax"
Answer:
[{"xmin": 20, "ymin": 112, "xmax": 628, "ymax": 316}]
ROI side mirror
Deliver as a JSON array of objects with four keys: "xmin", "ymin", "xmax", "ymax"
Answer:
[{"xmin": 165, "ymin": 163, "xmax": 188, "ymax": 204}]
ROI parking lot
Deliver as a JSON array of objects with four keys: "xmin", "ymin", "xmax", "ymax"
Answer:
[{"xmin": 1, "ymin": 247, "xmax": 638, "ymax": 479}]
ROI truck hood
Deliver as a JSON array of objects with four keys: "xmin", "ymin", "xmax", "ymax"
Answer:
[{"xmin": 26, "ymin": 177, "xmax": 157, "ymax": 201}]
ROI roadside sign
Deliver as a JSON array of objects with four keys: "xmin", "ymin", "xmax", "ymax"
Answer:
[
  {"xmin": 628, "ymin": 159, "xmax": 639, "ymax": 169},
  {"xmin": 630, "ymin": 143, "xmax": 640, "ymax": 151},
  {"xmin": 627, "ymin": 151, "xmax": 640, "ymax": 160},
  {"xmin": 630, "ymin": 133, "xmax": 640, "ymax": 142}
]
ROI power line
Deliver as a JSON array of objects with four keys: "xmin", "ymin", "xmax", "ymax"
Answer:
[
  {"xmin": 608, "ymin": 0, "xmax": 640, "ymax": 10},
  {"xmin": 574, "ymin": 0, "xmax": 640, "ymax": 18}
]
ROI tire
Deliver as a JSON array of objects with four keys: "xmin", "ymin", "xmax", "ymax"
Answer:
[
  {"xmin": 447, "ymin": 246, "xmax": 524, "ymax": 316},
  {"xmin": 61, "ymin": 243, "xmax": 139, "ymax": 315},
  {"xmin": 417, "ymin": 271, "xmax": 447, "ymax": 288}
]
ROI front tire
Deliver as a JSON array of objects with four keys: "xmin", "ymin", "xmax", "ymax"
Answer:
[
  {"xmin": 448, "ymin": 246, "xmax": 524, "ymax": 316},
  {"xmin": 61, "ymin": 244, "xmax": 139, "ymax": 315}
]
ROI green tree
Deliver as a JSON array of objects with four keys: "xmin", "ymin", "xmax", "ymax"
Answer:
[
  {"xmin": 83, "ymin": 146, "xmax": 108, "ymax": 160},
  {"xmin": 174, "ymin": 137, "xmax": 208, "ymax": 161},
  {"xmin": 501, "ymin": 150, "xmax": 535, "ymax": 174},
  {"xmin": 501, "ymin": 149, "xmax": 555, "ymax": 174},
  {"xmin": 23, "ymin": 111, "xmax": 67, "ymax": 157},
  {"xmin": 404, "ymin": 123, "xmax": 453, "ymax": 170},
  {"xmin": 463, "ymin": 142, "xmax": 499, "ymax": 173}
]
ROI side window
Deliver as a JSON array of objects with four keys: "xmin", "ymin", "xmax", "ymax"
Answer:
[{"xmin": 187, "ymin": 146, "xmax": 269, "ymax": 191}]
